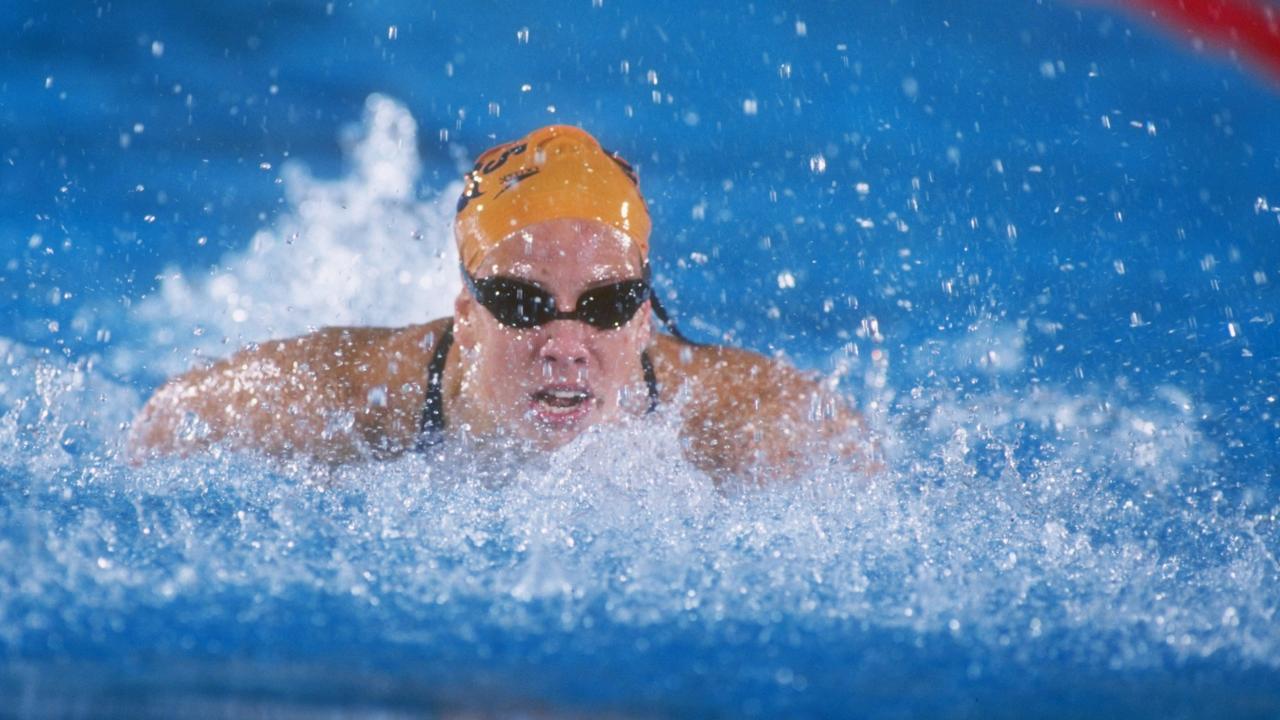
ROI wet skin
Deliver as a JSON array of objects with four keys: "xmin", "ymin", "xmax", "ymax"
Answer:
[{"xmin": 129, "ymin": 219, "xmax": 874, "ymax": 482}]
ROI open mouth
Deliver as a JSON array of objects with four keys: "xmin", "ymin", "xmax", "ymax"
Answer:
[{"xmin": 529, "ymin": 386, "xmax": 594, "ymax": 425}]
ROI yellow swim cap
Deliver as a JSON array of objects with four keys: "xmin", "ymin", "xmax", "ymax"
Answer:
[{"xmin": 454, "ymin": 125, "xmax": 651, "ymax": 273}]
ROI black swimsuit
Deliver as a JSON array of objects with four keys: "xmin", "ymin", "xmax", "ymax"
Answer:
[{"xmin": 415, "ymin": 320, "xmax": 660, "ymax": 450}]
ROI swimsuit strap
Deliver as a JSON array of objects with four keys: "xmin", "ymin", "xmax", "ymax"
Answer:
[
  {"xmin": 415, "ymin": 320, "xmax": 454, "ymax": 451},
  {"xmin": 641, "ymin": 349, "xmax": 659, "ymax": 414}
]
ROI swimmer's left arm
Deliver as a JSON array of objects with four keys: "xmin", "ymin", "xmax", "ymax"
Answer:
[{"xmin": 651, "ymin": 336, "xmax": 876, "ymax": 483}]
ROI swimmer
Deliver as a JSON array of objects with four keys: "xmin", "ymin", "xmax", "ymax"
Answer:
[{"xmin": 128, "ymin": 125, "xmax": 873, "ymax": 482}]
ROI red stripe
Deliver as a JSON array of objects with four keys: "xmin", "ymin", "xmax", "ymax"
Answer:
[{"xmin": 1106, "ymin": 0, "xmax": 1280, "ymax": 82}]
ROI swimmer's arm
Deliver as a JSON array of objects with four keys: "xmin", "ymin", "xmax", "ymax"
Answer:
[
  {"xmin": 127, "ymin": 322, "xmax": 443, "ymax": 464},
  {"xmin": 652, "ymin": 336, "xmax": 875, "ymax": 483}
]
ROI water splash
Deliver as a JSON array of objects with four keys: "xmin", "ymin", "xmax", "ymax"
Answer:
[
  {"xmin": 0, "ymin": 339, "xmax": 138, "ymax": 478},
  {"xmin": 3, "ymin": 95, "xmax": 1278, "ymax": 716},
  {"xmin": 113, "ymin": 94, "xmax": 462, "ymax": 379}
]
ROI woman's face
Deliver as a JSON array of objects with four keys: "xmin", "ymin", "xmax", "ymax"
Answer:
[{"xmin": 453, "ymin": 218, "xmax": 652, "ymax": 449}]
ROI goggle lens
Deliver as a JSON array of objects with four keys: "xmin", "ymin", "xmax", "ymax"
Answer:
[{"xmin": 465, "ymin": 272, "xmax": 651, "ymax": 330}]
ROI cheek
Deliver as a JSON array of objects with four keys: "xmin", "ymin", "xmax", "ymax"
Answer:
[
  {"xmin": 475, "ymin": 325, "xmax": 538, "ymax": 374},
  {"xmin": 599, "ymin": 327, "xmax": 647, "ymax": 371}
]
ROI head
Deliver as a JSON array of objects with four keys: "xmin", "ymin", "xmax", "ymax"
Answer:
[{"xmin": 452, "ymin": 126, "xmax": 654, "ymax": 449}]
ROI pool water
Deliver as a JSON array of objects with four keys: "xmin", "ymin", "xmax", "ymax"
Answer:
[{"xmin": 3, "ymin": 1, "xmax": 1279, "ymax": 717}]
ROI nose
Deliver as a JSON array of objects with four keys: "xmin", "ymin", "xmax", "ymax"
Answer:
[{"xmin": 537, "ymin": 319, "xmax": 592, "ymax": 367}]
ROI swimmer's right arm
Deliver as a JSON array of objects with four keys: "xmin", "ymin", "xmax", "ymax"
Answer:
[
  {"xmin": 126, "ymin": 321, "xmax": 445, "ymax": 464},
  {"xmin": 651, "ymin": 335, "xmax": 877, "ymax": 483}
]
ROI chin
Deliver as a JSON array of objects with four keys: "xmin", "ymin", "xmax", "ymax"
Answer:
[
  {"xmin": 517, "ymin": 394, "xmax": 619, "ymax": 450},
  {"xmin": 506, "ymin": 422, "xmax": 582, "ymax": 452},
  {"xmin": 531, "ymin": 431, "xmax": 582, "ymax": 451}
]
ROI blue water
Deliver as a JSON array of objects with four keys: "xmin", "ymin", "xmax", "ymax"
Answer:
[{"xmin": 4, "ymin": 1, "xmax": 1280, "ymax": 717}]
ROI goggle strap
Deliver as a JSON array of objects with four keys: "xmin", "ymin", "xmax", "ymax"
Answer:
[{"xmin": 648, "ymin": 292, "xmax": 700, "ymax": 346}]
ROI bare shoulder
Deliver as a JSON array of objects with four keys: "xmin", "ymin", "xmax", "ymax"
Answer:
[
  {"xmin": 128, "ymin": 319, "xmax": 452, "ymax": 463},
  {"xmin": 647, "ymin": 334, "xmax": 873, "ymax": 482}
]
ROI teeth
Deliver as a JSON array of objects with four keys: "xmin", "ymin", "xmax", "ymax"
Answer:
[{"xmin": 535, "ymin": 388, "xmax": 591, "ymax": 411}]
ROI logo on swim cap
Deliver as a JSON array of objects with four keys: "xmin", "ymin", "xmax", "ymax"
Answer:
[{"xmin": 454, "ymin": 125, "xmax": 651, "ymax": 274}]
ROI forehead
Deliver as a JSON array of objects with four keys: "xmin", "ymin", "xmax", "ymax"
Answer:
[{"xmin": 479, "ymin": 218, "xmax": 645, "ymax": 278}]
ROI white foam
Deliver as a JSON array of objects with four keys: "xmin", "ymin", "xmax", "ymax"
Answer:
[
  {"xmin": 113, "ymin": 94, "xmax": 462, "ymax": 378},
  {"xmin": 4, "ymin": 316, "xmax": 1278, "ymax": 674},
  {"xmin": 0, "ymin": 339, "xmax": 138, "ymax": 479}
]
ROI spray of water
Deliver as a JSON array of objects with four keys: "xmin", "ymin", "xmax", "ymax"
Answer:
[
  {"xmin": 111, "ymin": 94, "xmax": 462, "ymax": 379},
  {"xmin": 2, "ymin": 95, "xmax": 1278, "ymax": 715}
]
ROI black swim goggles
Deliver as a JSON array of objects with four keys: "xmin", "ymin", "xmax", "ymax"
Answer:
[{"xmin": 462, "ymin": 265, "xmax": 652, "ymax": 330}]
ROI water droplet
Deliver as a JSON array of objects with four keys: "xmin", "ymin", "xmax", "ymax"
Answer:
[{"xmin": 901, "ymin": 76, "xmax": 919, "ymax": 99}]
